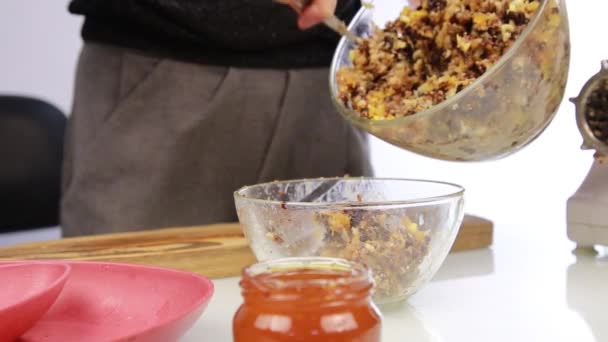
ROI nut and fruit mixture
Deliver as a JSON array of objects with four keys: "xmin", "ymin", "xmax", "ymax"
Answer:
[
  {"xmin": 336, "ymin": 0, "xmax": 542, "ymax": 120},
  {"xmin": 585, "ymin": 80, "xmax": 608, "ymax": 146},
  {"xmin": 583, "ymin": 79, "xmax": 608, "ymax": 162},
  {"xmin": 315, "ymin": 210, "xmax": 430, "ymax": 300}
]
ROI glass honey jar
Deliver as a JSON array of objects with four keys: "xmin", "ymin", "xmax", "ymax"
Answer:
[{"xmin": 233, "ymin": 257, "xmax": 382, "ymax": 341}]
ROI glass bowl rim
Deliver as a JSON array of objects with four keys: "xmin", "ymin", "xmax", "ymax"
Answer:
[{"xmin": 233, "ymin": 177, "xmax": 465, "ymax": 209}]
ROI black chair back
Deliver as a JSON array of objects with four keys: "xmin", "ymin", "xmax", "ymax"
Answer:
[{"xmin": 0, "ymin": 96, "xmax": 66, "ymax": 232}]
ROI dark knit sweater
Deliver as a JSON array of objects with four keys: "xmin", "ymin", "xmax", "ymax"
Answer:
[{"xmin": 68, "ymin": 0, "xmax": 360, "ymax": 68}]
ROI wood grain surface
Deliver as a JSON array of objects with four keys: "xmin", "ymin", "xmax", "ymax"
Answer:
[{"xmin": 0, "ymin": 215, "xmax": 493, "ymax": 279}]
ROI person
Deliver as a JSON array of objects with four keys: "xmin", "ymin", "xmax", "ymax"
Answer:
[{"xmin": 61, "ymin": 0, "xmax": 373, "ymax": 237}]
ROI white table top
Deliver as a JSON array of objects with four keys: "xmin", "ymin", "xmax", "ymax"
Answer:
[{"xmin": 181, "ymin": 222, "xmax": 607, "ymax": 342}]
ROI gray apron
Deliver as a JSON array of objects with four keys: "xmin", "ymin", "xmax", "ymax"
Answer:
[{"xmin": 61, "ymin": 43, "xmax": 373, "ymax": 237}]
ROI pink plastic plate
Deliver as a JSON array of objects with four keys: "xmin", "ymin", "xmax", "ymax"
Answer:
[
  {"xmin": 1, "ymin": 261, "xmax": 214, "ymax": 342},
  {"xmin": 0, "ymin": 263, "xmax": 70, "ymax": 342}
]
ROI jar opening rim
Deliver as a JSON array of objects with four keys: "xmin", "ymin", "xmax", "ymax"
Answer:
[{"xmin": 242, "ymin": 257, "xmax": 372, "ymax": 290}]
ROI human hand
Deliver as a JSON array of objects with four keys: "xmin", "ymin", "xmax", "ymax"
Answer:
[{"xmin": 298, "ymin": 0, "xmax": 337, "ymax": 30}]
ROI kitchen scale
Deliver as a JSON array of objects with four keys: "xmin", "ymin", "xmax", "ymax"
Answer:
[{"xmin": 567, "ymin": 61, "xmax": 608, "ymax": 250}]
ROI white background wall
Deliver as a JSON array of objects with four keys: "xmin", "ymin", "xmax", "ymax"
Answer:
[
  {"xmin": 0, "ymin": 0, "xmax": 82, "ymax": 112},
  {"xmin": 1, "ymin": 0, "xmax": 606, "ymax": 233}
]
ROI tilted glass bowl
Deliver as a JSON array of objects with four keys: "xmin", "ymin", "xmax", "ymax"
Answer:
[
  {"xmin": 329, "ymin": 0, "xmax": 571, "ymax": 161},
  {"xmin": 234, "ymin": 177, "xmax": 465, "ymax": 305}
]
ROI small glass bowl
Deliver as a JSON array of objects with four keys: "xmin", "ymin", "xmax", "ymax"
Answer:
[{"xmin": 234, "ymin": 177, "xmax": 465, "ymax": 305}]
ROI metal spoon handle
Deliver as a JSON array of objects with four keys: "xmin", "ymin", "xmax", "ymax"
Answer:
[
  {"xmin": 300, "ymin": 180, "xmax": 340, "ymax": 202},
  {"xmin": 322, "ymin": 15, "xmax": 360, "ymax": 43}
]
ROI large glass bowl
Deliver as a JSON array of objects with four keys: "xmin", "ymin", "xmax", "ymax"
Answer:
[
  {"xmin": 329, "ymin": 0, "xmax": 571, "ymax": 161},
  {"xmin": 234, "ymin": 178, "xmax": 465, "ymax": 305}
]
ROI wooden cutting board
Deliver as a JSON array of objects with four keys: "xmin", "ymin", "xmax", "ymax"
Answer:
[{"xmin": 0, "ymin": 215, "xmax": 493, "ymax": 279}]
